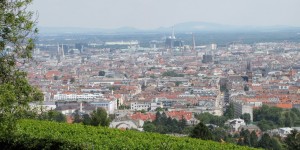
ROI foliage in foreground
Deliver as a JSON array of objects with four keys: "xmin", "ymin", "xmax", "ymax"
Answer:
[
  {"xmin": 0, "ymin": 0, "xmax": 42, "ymax": 137},
  {"xmin": 0, "ymin": 119, "xmax": 258, "ymax": 150}
]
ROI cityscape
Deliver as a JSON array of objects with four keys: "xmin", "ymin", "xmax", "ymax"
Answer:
[{"xmin": 1, "ymin": 0, "xmax": 300, "ymax": 149}]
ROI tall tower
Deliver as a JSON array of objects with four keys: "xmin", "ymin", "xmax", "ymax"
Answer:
[
  {"xmin": 61, "ymin": 44, "xmax": 65, "ymax": 59},
  {"xmin": 57, "ymin": 44, "xmax": 65, "ymax": 62},
  {"xmin": 246, "ymin": 61, "xmax": 253, "ymax": 83},
  {"xmin": 81, "ymin": 45, "xmax": 84, "ymax": 54},
  {"xmin": 57, "ymin": 43, "xmax": 61, "ymax": 62},
  {"xmin": 192, "ymin": 33, "xmax": 196, "ymax": 52},
  {"xmin": 57, "ymin": 43, "xmax": 60, "ymax": 55},
  {"xmin": 172, "ymin": 26, "xmax": 175, "ymax": 39}
]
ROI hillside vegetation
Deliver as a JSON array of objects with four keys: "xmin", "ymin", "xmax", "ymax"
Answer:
[{"xmin": 0, "ymin": 119, "xmax": 258, "ymax": 150}]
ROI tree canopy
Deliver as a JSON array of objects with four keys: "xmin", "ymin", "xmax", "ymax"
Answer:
[
  {"xmin": 143, "ymin": 111, "xmax": 187, "ymax": 134},
  {"xmin": 0, "ymin": 0, "xmax": 42, "ymax": 136},
  {"xmin": 90, "ymin": 108, "xmax": 110, "ymax": 127},
  {"xmin": 285, "ymin": 130, "xmax": 300, "ymax": 150},
  {"xmin": 254, "ymin": 105, "xmax": 300, "ymax": 131},
  {"xmin": 224, "ymin": 103, "xmax": 235, "ymax": 119},
  {"xmin": 190, "ymin": 122, "xmax": 213, "ymax": 140},
  {"xmin": 240, "ymin": 113, "xmax": 251, "ymax": 125}
]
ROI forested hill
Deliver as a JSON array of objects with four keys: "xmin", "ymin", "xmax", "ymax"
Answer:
[{"xmin": 0, "ymin": 119, "xmax": 258, "ymax": 150}]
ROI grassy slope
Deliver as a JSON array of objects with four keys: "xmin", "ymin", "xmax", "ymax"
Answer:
[{"xmin": 13, "ymin": 119, "xmax": 259, "ymax": 150}]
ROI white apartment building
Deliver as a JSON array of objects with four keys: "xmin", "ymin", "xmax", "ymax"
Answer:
[
  {"xmin": 130, "ymin": 101, "xmax": 163, "ymax": 111},
  {"xmin": 53, "ymin": 93, "xmax": 102, "ymax": 101},
  {"xmin": 131, "ymin": 102, "xmax": 150, "ymax": 111},
  {"xmin": 90, "ymin": 100, "xmax": 116, "ymax": 114}
]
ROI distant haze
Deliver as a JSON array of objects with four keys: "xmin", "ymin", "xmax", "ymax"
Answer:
[{"xmin": 30, "ymin": 0, "xmax": 300, "ymax": 29}]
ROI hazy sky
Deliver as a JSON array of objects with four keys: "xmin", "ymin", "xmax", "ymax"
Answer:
[{"xmin": 30, "ymin": 0, "xmax": 300, "ymax": 29}]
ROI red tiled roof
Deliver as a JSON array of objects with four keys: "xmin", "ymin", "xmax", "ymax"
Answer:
[
  {"xmin": 130, "ymin": 112, "xmax": 156, "ymax": 121},
  {"xmin": 275, "ymin": 103, "xmax": 293, "ymax": 109},
  {"xmin": 45, "ymin": 70, "xmax": 61, "ymax": 79},
  {"xmin": 166, "ymin": 110, "xmax": 192, "ymax": 121}
]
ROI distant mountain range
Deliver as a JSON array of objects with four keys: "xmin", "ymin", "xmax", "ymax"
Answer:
[{"xmin": 38, "ymin": 22, "xmax": 300, "ymax": 34}]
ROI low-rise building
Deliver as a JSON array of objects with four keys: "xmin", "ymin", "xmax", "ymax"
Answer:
[
  {"xmin": 89, "ymin": 100, "xmax": 116, "ymax": 114},
  {"xmin": 29, "ymin": 101, "xmax": 56, "ymax": 113},
  {"xmin": 225, "ymin": 118, "xmax": 246, "ymax": 132}
]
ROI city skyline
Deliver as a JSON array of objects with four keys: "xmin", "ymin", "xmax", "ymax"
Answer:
[{"xmin": 30, "ymin": 0, "xmax": 300, "ymax": 29}]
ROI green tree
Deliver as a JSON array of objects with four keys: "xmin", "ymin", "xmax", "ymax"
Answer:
[
  {"xmin": 118, "ymin": 105, "xmax": 130, "ymax": 110},
  {"xmin": 162, "ymin": 71, "xmax": 184, "ymax": 77},
  {"xmin": 285, "ymin": 112, "xmax": 293, "ymax": 127},
  {"xmin": 73, "ymin": 110, "xmax": 81, "ymax": 123},
  {"xmin": 258, "ymin": 133, "xmax": 272, "ymax": 149},
  {"xmin": 240, "ymin": 113, "xmax": 251, "ymax": 125},
  {"xmin": 257, "ymin": 119, "xmax": 276, "ymax": 131},
  {"xmin": 155, "ymin": 107, "xmax": 164, "ymax": 112},
  {"xmin": 211, "ymin": 127, "xmax": 230, "ymax": 142},
  {"xmin": 143, "ymin": 121, "xmax": 156, "ymax": 132},
  {"xmin": 224, "ymin": 103, "xmax": 235, "ymax": 119},
  {"xmin": 190, "ymin": 122, "xmax": 213, "ymax": 140},
  {"xmin": 154, "ymin": 111, "xmax": 167, "ymax": 126},
  {"xmin": 285, "ymin": 130, "xmax": 300, "ymax": 150},
  {"xmin": 242, "ymin": 129, "xmax": 251, "ymax": 146},
  {"xmin": 237, "ymin": 138, "xmax": 244, "ymax": 146},
  {"xmin": 82, "ymin": 114, "xmax": 91, "ymax": 125},
  {"xmin": 0, "ymin": 0, "xmax": 42, "ymax": 135},
  {"xmin": 195, "ymin": 113, "xmax": 212, "ymax": 125},
  {"xmin": 179, "ymin": 116, "xmax": 187, "ymax": 133},
  {"xmin": 0, "ymin": 79, "xmax": 43, "ymax": 137},
  {"xmin": 250, "ymin": 131, "xmax": 258, "ymax": 147},
  {"xmin": 291, "ymin": 108, "xmax": 300, "ymax": 117},
  {"xmin": 270, "ymin": 137, "xmax": 282, "ymax": 150},
  {"xmin": 41, "ymin": 110, "xmax": 66, "ymax": 122},
  {"xmin": 90, "ymin": 108, "xmax": 110, "ymax": 127},
  {"xmin": 195, "ymin": 112, "xmax": 227, "ymax": 127},
  {"xmin": 54, "ymin": 112, "xmax": 66, "ymax": 122}
]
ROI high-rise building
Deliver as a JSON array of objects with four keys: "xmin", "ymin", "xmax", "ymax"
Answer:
[
  {"xmin": 246, "ymin": 61, "xmax": 253, "ymax": 83},
  {"xmin": 232, "ymin": 101, "xmax": 253, "ymax": 122},
  {"xmin": 202, "ymin": 53, "xmax": 213, "ymax": 63},
  {"xmin": 63, "ymin": 44, "xmax": 69, "ymax": 55},
  {"xmin": 211, "ymin": 44, "xmax": 217, "ymax": 50}
]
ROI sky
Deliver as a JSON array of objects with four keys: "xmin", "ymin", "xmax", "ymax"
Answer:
[{"xmin": 29, "ymin": 0, "xmax": 300, "ymax": 29}]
